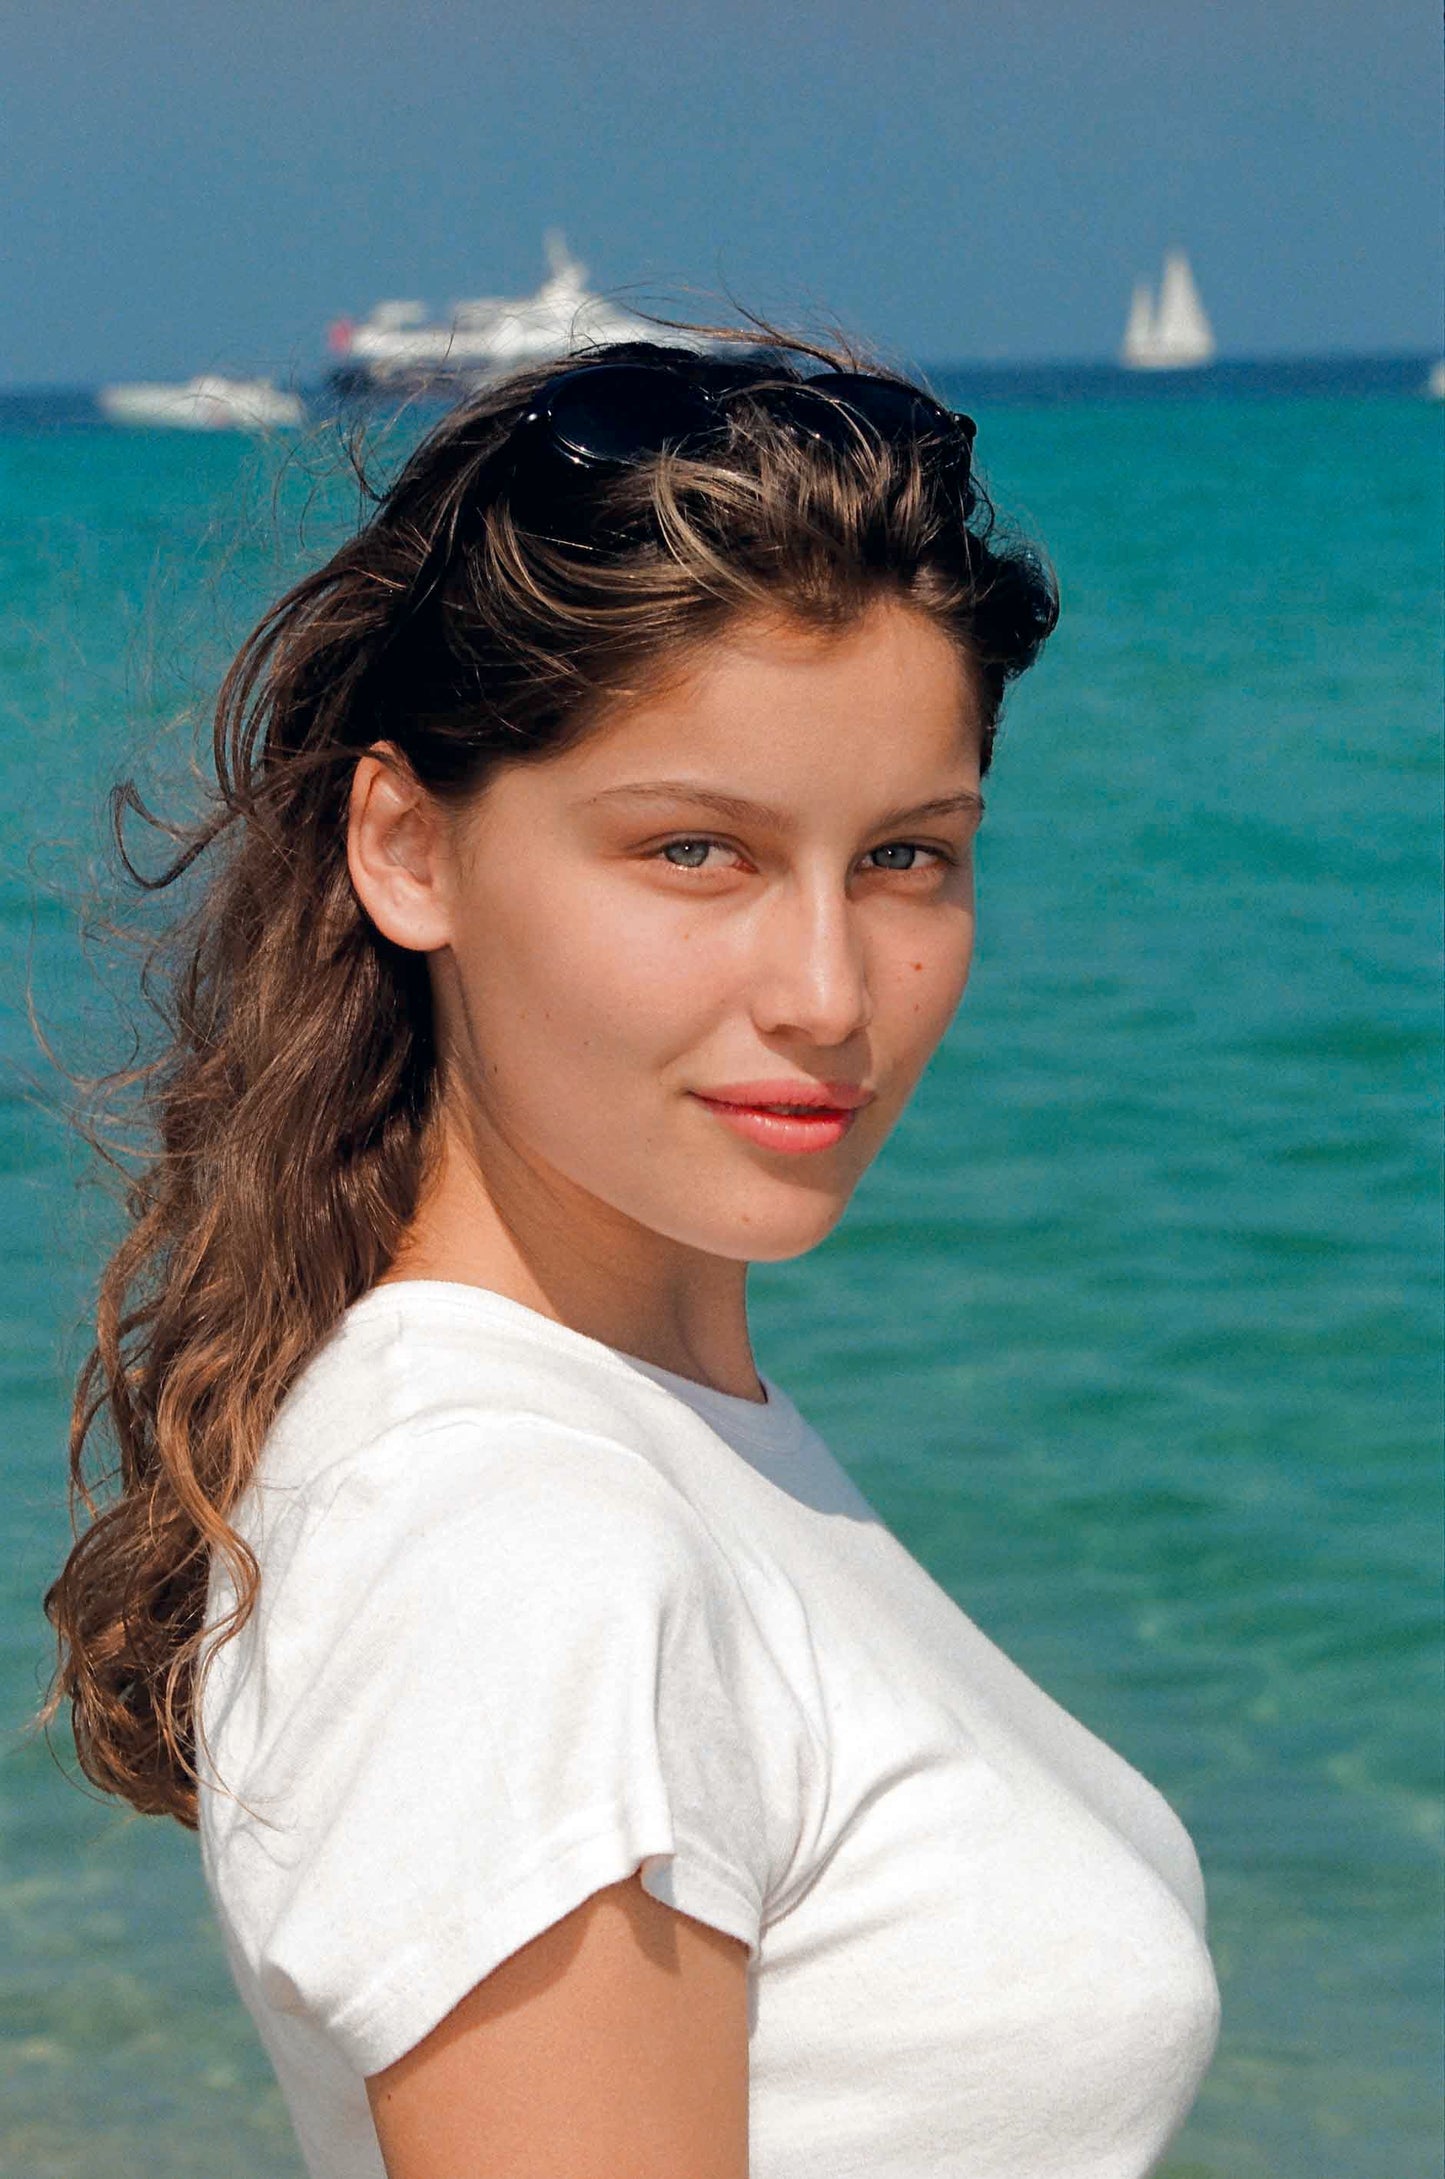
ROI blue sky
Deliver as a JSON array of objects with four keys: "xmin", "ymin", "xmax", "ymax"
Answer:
[{"xmin": 2, "ymin": 0, "xmax": 1439, "ymax": 383}]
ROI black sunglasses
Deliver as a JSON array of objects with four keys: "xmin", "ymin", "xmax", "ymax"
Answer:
[{"xmin": 501, "ymin": 358, "xmax": 977, "ymax": 539}]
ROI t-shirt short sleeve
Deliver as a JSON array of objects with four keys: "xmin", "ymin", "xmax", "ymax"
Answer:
[{"xmin": 202, "ymin": 1414, "xmax": 811, "ymax": 2077}]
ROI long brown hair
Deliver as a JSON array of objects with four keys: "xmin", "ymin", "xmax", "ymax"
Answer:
[{"xmin": 44, "ymin": 330, "xmax": 1057, "ymax": 1825}]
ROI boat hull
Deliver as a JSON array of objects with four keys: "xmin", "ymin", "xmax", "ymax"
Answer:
[{"xmin": 98, "ymin": 378, "xmax": 304, "ymax": 431}]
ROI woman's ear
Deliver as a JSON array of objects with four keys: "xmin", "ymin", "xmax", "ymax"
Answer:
[{"xmin": 347, "ymin": 745, "xmax": 455, "ymax": 953}]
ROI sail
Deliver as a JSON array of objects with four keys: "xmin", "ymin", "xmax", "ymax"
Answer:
[
  {"xmin": 1154, "ymin": 252, "xmax": 1215, "ymax": 365},
  {"xmin": 1121, "ymin": 282, "xmax": 1156, "ymax": 366},
  {"xmin": 1120, "ymin": 250, "xmax": 1216, "ymax": 371}
]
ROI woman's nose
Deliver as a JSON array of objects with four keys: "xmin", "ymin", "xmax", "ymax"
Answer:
[{"xmin": 748, "ymin": 879, "xmax": 873, "ymax": 1048}]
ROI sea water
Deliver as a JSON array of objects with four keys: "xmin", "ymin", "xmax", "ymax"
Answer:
[{"xmin": 0, "ymin": 375, "xmax": 1439, "ymax": 2176}]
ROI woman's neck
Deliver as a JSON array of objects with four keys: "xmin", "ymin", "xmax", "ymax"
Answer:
[{"xmin": 379, "ymin": 1111, "xmax": 764, "ymax": 1401}]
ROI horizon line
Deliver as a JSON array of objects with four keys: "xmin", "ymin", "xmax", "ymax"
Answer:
[{"xmin": 0, "ymin": 345, "xmax": 1439, "ymax": 399}]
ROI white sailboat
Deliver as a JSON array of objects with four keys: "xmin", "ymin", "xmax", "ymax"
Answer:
[{"xmin": 1121, "ymin": 251, "xmax": 1216, "ymax": 372}]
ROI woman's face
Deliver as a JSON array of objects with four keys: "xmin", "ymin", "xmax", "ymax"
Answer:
[{"xmin": 414, "ymin": 598, "xmax": 984, "ymax": 1263}]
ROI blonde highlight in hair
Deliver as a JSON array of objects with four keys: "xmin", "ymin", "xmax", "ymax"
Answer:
[{"xmin": 45, "ymin": 330, "xmax": 1058, "ymax": 1823}]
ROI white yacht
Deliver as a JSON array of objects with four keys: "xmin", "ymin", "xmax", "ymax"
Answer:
[
  {"xmin": 99, "ymin": 374, "xmax": 305, "ymax": 431},
  {"xmin": 1121, "ymin": 251, "xmax": 1217, "ymax": 372},
  {"xmin": 328, "ymin": 234, "xmax": 693, "ymax": 394}
]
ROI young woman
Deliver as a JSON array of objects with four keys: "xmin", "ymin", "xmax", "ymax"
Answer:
[{"xmin": 48, "ymin": 337, "xmax": 1220, "ymax": 2177}]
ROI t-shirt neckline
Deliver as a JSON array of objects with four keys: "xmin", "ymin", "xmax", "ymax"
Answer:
[{"xmin": 345, "ymin": 1277, "xmax": 806, "ymax": 1463}]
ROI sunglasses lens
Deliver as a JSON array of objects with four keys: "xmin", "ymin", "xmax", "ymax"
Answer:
[
  {"xmin": 539, "ymin": 365, "xmax": 721, "ymax": 467},
  {"xmin": 807, "ymin": 372, "xmax": 975, "ymax": 452}
]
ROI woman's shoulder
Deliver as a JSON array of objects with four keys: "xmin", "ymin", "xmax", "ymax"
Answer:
[
  {"xmin": 239, "ymin": 1279, "xmax": 760, "ymax": 1589},
  {"xmin": 265, "ymin": 1279, "xmax": 701, "ymax": 1482},
  {"xmin": 204, "ymin": 1283, "xmax": 830, "ymax": 1831}
]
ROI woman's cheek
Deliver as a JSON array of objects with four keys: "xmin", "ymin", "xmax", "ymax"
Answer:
[
  {"xmin": 890, "ymin": 906, "xmax": 974, "ymax": 1025},
  {"xmin": 548, "ymin": 893, "xmax": 727, "ymax": 1064}
]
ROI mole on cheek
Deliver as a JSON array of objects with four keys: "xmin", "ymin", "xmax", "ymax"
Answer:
[{"xmin": 911, "ymin": 962, "xmax": 923, "ymax": 972}]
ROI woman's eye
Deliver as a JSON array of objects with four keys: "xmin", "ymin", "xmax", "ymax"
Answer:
[
  {"xmin": 659, "ymin": 838, "xmax": 719, "ymax": 869},
  {"xmin": 867, "ymin": 842, "xmax": 941, "ymax": 872}
]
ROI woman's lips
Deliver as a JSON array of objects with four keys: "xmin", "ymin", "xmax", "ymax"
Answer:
[{"xmin": 689, "ymin": 1080, "xmax": 874, "ymax": 1157}]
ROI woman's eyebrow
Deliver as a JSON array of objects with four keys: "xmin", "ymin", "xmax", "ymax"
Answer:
[
  {"xmin": 582, "ymin": 782, "xmax": 985, "ymax": 827},
  {"xmin": 878, "ymin": 790, "xmax": 986, "ymax": 827}
]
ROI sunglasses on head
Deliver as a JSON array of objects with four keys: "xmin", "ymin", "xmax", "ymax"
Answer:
[{"xmin": 500, "ymin": 357, "xmax": 978, "ymax": 541}]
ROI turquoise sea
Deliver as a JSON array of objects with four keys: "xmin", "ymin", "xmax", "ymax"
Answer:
[{"xmin": 1, "ymin": 370, "xmax": 1440, "ymax": 2176}]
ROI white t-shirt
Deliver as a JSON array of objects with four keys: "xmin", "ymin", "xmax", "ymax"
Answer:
[{"xmin": 198, "ymin": 1280, "xmax": 1219, "ymax": 2178}]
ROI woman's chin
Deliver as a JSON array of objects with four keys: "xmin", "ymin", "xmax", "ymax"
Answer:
[{"xmin": 679, "ymin": 1194, "xmax": 855, "ymax": 1265}]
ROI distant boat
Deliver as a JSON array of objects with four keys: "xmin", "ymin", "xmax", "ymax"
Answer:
[
  {"xmin": 1121, "ymin": 251, "xmax": 1217, "ymax": 372},
  {"xmin": 98, "ymin": 374, "xmax": 304, "ymax": 431},
  {"xmin": 328, "ymin": 232, "xmax": 707, "ymax": 396},
  {"xmin": 1426, "ymin": 359, "xmax": 1445, "ymax": 400}
]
